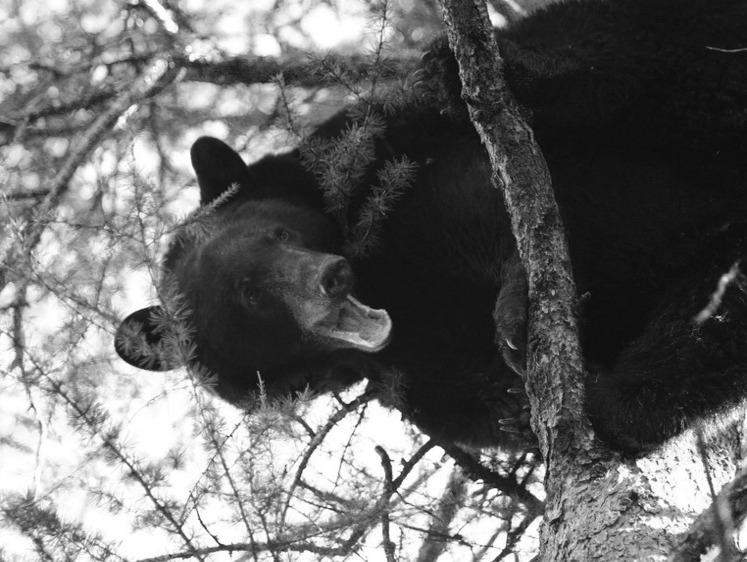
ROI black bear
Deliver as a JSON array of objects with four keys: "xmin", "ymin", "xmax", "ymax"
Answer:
[{"xmin": 116, "ymin": 0, "xmax": 747, "ymax": 454}]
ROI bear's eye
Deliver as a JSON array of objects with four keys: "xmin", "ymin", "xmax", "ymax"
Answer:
[
  {"xmin": 271, "ymin": 227, "xmax": 290, "ymax": 242},
  {"xmin": 240, "ymin": 283, "xmax": 262, "ymax": 307}
]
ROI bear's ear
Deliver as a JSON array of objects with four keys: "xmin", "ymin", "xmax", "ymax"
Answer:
[
  {"xmin": 115, "ymin": 306, "xmax": 174, "ymax": 372},
  {"xmin": 190, "ymin": 136, "xmax": 251, "ymax": 205}
]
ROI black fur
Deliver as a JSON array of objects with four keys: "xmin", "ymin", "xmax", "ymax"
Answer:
[{"xmin": 116, "ymin": 0, "xmax": 747, "ymax": 454}]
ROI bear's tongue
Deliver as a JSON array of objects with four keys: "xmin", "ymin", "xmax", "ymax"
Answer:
[{"xmin": 315, "ymin": 295, "xmax": 392, "ymax": 352}]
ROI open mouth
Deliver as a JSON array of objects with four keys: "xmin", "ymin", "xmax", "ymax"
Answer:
[{"xmin": 313, "ymin": 295, "xmax": 392, "ymax": 352}]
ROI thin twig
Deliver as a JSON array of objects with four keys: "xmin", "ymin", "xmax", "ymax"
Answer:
[
  {"xmin": 24, "ymin": 357, "xmax": 204, "ymax": 560},
  {"xmin": 437, "ymin": 442, "xmax": 544, "ymax": 517},
  {"xmin": 694, "ymin": 261, "xmax": 744, "ymax": 324},
  {"xmin": 278, "ymin": 391, "xmax": 374, "ymax": 531},
  {"xmin": 375, "ymin": 446, "xmax": 397, "ymax": 562},
  {"xmin": 1, "ymin": 56, "xmax": 184, "ymax": 293},
  {"xmin": 342, "ymin": 439, "xmax": 437, "ymax": 550},
  {"xmin": 691, "ymin": 427, "xmax": 739, "ymax": 561}
]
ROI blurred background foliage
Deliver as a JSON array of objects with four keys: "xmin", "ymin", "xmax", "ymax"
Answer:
[{"xmin": 0, "ymin": 0, "xmax": 551, "ymax": 559}]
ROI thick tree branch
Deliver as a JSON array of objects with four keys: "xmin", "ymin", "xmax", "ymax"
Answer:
[
  {"xmin": 439, "ymin": 0, "xmax": 586, "ymax": 464},
  {"xmin": 178, "ymin": 52, "xmax": 419, "ymax": 88},
  {"xmin": 1, "ymin": 53, "xmax": 402, "ymax": 147}
]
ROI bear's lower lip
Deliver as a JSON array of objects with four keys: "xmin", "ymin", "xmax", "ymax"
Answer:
[{"xmin": 314, "ymin": 295, "xmax": 392, "ymax": 352}]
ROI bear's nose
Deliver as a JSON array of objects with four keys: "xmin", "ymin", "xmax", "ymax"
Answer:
[{"xmin": 320, "ymin": 258, "xmax": 354, "ymax": 297}]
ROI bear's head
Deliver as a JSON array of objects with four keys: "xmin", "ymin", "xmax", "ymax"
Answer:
[{"xmin": 115, "ymin": 137, "xmax": 392, "ymax": 405}]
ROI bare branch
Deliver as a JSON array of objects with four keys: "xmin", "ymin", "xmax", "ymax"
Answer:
[
  {"xmin": 278, "ymin": 391, "xmax": 374, "ymax": 530},
  {"xmin": 341, "ymin": 439, "xmax": 437, "ymax": 551},
  {"xmin": 437, "ymin": 442, "xmax": 543, "ymax": 517},
  {"xmin": 415, "ymin": 469, "xmax": 468, "ymax": 562},
  {"xmin": 694, "ymin": 261, "xmax": 745, "ymax": 324},
  {"xmin": 1, "ymin": 57, "xmax": 183, "ymax": 292},
  {"xmin": 375, "ymin": 446, "xmax": 397, "ymax": 562}
]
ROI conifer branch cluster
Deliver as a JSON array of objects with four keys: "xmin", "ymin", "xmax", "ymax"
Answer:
[{"xmin": 0, "ymin": 0, "xmax": 545, "ymax": 558}]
